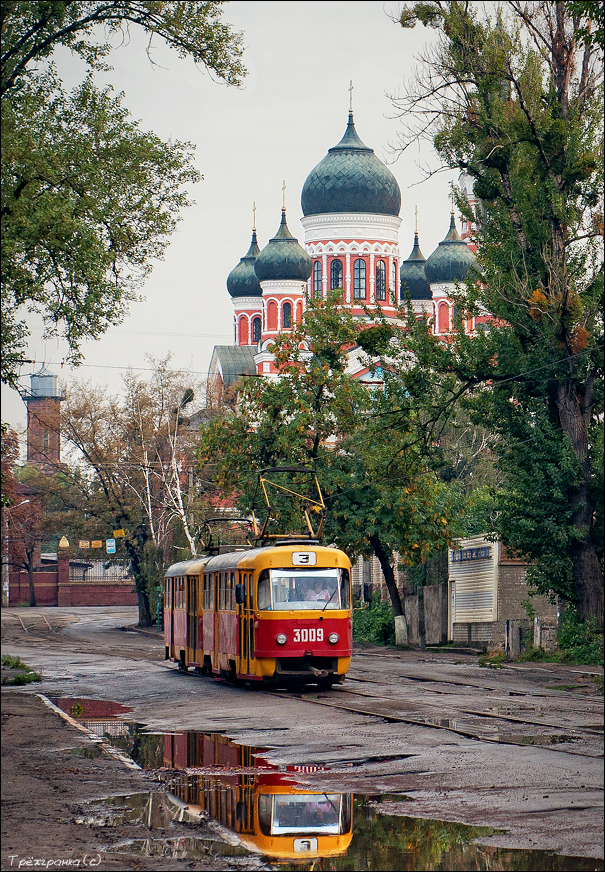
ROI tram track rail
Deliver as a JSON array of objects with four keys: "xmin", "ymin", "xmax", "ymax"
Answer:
[
  {"xmin": 312, "ymin": 684, "xmax": 604, "ymax": 734},
  {"xmin": 2, "ymin": 611, "xmax": 58, "ymax": 635},
  {"xmin": 268, "ymin": 686, "xmax": 603, "ymax": 754}
]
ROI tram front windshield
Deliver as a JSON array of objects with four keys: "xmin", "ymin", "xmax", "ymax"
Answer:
[
  {"xmin": 258, "ymin": 793, "xmax": 345, "ymax": 835},
  {"xmin": 258, "ymin": 568, "xmax": 349, "ymax": 610}
]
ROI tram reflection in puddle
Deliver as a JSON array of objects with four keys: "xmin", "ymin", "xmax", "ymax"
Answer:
[{"xmin": 161, "ymin": 730, "xmax": 353, "ymax": 860}]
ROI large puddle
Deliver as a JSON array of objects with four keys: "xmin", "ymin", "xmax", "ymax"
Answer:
[{"xmin": 55, "ymin": 698, "xmax": 603, "ymax": 871}]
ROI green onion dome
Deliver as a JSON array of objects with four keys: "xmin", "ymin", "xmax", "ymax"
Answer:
[
  {"xmin": 254, "ymin": 209, "xmax": 312, "ymax": 283},
  {"xmin": 424, "ymin": 214, "xmax": 476, "ymax": 285},
  {"xmin": 301, "ymin": 112, "xmax": 401, "ymax": 217},
  {"xmin": 227, "ymin": 229, "xmax": 262, "ymax": 298},
  {"xmin": 400, "ymin": 232, "xmax": 430, "ymax": 300}
]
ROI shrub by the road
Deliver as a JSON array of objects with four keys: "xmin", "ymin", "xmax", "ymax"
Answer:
[
  {"xmin": 1, "ymin": 654, "xmax": 42, "ymax": 685},
  {"xmin": 353, "ymin": 594, "xmax": 396, "ymax": 646}
]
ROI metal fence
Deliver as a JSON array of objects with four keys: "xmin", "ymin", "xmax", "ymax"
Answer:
[{"xmin": 69, "ymin": 559, "xmax": 132, "ymax": 582}]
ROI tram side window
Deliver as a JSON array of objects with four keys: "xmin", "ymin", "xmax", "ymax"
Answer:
[
  {"xmin": 203, "ymin": 574, "xmax": 211, "ymax": 610},
  {"xmin": 258, "ymin": 570, "xmax": 271, "ymax": 610},
  {"xmin": 240, "ymin": 572, "xmax": 252, "ymax": 608},
  {"xmin": 340, "ymin": 569, "xmax": 351, "ymax": 609},
  {"xmin": 177, "ymin": 578, "xmax": 185, "ymax": 609},
  {"xmin": 218, "ymin": 573, "xmax": 224, "ymax": 610},
  {"xmin": 230, "ymin": 572, "xmax": 236, "ymax": 610},
  {"xmin": 165, "ymin": 580, "xmax": 170, "ymax": 608}
]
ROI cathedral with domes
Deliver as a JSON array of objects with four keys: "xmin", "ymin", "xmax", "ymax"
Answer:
[{"xmin": 209, "ymin": 106, "xmax": 485, "ymax": 399}]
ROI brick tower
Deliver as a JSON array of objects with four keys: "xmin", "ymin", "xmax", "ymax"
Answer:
[{"xmin": 24, "ymin": 367, "xmax": 62, "ymax": 467}]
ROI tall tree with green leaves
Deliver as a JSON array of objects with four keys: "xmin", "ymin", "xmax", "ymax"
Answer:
[
  {"xmin": 199, "ymin": 293, "xmax": 462, "ymax": 639},
  {"xmin": 1, "ymin": 1, "xmax": 246, "ymax": 96},
  {"xmin": 392, "ymin": 1, "xmax": 604, "ymax": 623},
  {"xmin": 1, "ymin": 1, "xmax": 245, "ymax": 387}
]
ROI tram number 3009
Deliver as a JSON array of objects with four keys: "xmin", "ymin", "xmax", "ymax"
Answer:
[{"xmin": 293, "ymin": 627, "xmax": 323, "ymax": 643}]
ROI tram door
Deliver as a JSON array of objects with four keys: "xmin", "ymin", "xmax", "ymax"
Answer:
[
  {"xmin": 238, "ymin": 571, "xmax": 254, "ymax": 676},
  {"xmin": 213, "ymin": 572, "xmax": 221, "ymax": 672},
  {"xmin": 187, "ymin": 576, "xmax": 198, "ymax": 664},
  {"xmin": 166, "ymin": 578, "xmax": 175, "ymax": 653}
]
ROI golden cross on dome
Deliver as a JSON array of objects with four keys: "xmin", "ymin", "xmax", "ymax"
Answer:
[
  {"xmin": 282, "ymin": 179, "xmax": 286, "ymax": 210},
  {"xmin": 252, "ymin": 201, "xmax": 256, "ymax": 231},
  {"xmin": 449, "ymin": 182, "xmax": 456, "ymax": 214},
  {"xmin": 415, "ymin": 205, "xmax": 418, "ymax": 233},
  {"xmin": 349, "ymin": 79, "xmax": 354, "ymax": 112}
]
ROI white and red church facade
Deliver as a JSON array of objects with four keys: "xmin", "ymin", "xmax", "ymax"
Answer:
[{"xmin": 209, "ymin": 108, "xmax": 484, "ymax": 397}]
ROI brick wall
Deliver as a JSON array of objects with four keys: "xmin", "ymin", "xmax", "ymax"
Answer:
[
  {"xmin": 491, "ymin": 563, "xmax": 558, "ymax": 652},
  {"xmin": 8, "ymin": 561, "xmax": 137, "ymax": 607},
  {"xmin": 452, "ymin": 621, "xmax": 493, "ymax": 646},
  {"xmin": 57, "ymin": 582, "xmax": 137, "ymax": 607},
  {"xmin": 26, "ymin": 397, "xmax": 61, "ymax": 465},
  {"xmin": 9, "ymin": 571, "xmax": 58, "ymax": 606}
]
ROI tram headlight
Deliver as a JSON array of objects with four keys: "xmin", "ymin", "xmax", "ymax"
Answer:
[
  {"xmin": 328, "ymin": 632, "xmax": 339, "ymax": 644},
  {"xmin": 276, "ymin": 633, "xmax": 287, "ymax": 645}
]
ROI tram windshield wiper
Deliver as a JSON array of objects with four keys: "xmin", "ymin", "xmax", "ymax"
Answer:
[{"xmin": 322, "ymin": 588, "xmax": 337, "ymax": 610}]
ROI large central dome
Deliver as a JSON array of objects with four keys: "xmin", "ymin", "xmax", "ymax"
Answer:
[{"xmin": 301, "ymin": 112, "xmax": 401, "ymax": 217}]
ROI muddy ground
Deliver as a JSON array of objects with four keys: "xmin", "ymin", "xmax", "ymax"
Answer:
[
  {"xmin": 1, "ymin": 607, "xmax": 603, "ymax": 871},
  {"xmin": 2, "ymin": 691, "xmax": 265, "ymax": 872}
]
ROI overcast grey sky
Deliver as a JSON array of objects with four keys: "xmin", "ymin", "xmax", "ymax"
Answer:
[{"xmin": 2, "ymin": 0, "xmax": 458, "ymax": 435}]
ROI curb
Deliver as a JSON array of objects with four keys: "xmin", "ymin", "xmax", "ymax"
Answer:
[{"xmin": 37, "ymin": 693, "xmax": 141, "ymax": 770}]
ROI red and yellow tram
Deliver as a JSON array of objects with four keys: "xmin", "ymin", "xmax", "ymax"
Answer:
[{"xmin": 164, "ymin": 541, "xmax": 352, "ymax": 688}]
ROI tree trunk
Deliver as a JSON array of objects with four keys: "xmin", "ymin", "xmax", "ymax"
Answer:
[
  {"xmin": 125, "ymin": 532, "xmax": 153, "ymax": 627},
  {"xmin": 369, "ymin": 533, "xmax": 409, "ymax": 645},
  {"xmin": 137, "ymin": 588, "xmax": 153, "ymax": 627},
  {"xmin": 27, "ymin": 552, "xmax": 36, "ymax": 608},
  {"xmin": 555, "ymin": 379, "xmax": 604, "ymax": 627}
]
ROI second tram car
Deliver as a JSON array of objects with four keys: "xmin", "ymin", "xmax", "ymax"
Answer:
[{"xmin": 164, "ymin": 541, "xmax": 352, "ymax": 688}]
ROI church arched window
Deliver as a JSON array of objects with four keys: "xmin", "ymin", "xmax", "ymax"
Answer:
[
  {"xmin": 375, "ymin": 260, "xmax": 386, "ymax": 301},
  {"xmin": 267, "ymin": 300, "xmax": 277, "ymax": 331},
  {"xmin": 438, "ymin": 301, "xmax": 450, "ymax": 334},
  {"xmin": 330, "ymin": 259, "xmax": 343, "ymax": 290},
  {"xmin": 252, "ymin": 316, "xmax": 261, "ymax": 344},
  {"xmin": 313, "ymin": 261, "xmax": 322, "ymax": 298},
  {"xmin": 238, "ymin": 317, "xmax": 248, "ymax": 345},
  {"xmin": 353, "ymin": 258, "xmax": 366, "ymax": 299},
  {"xmin": 282, "ymin": 301, "xmax": 292, "ymax": 329}
]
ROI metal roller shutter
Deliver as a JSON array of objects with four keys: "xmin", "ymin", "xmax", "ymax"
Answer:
[{"xmin": 449, "ymin": 537, "xmax": 497, "ymax": 623}]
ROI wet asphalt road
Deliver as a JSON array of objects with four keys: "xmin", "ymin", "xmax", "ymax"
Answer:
[{"xmin": 1, "ymin": 606, "xmax": 603, "ymax": 859}]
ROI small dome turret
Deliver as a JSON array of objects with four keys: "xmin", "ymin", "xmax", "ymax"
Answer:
[
  {"xmin": 254, "ymin": 209, "xmax": 312, "ymax": 283},
  {"xmin": 227, "ymin": 229, "xmax": 262, "ymax": 298},
  {"xmin": 400, "ymin": 232, "xmax": 430, "ymax": 300},
  {"xmin": 425, "ymin": 214, "xmax": 476, "ymax": 285},
  {"xmin": 301, "ymin": 112, "xmax": 401, "ymax": 217}
]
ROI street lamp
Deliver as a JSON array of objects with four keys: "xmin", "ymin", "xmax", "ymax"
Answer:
[{"xmin": 2, "ymin": 500, "xmax": 30, "ymax": 609}]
